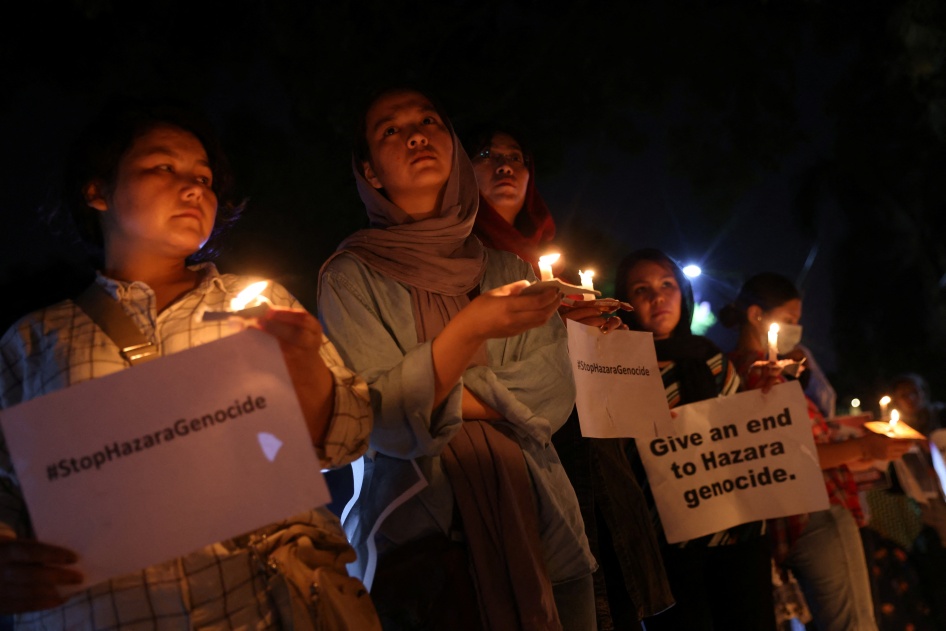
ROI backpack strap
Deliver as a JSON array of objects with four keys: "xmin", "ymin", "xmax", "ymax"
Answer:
[{"xmin": 75, "ymin": 283, "xmax": 159, "ymax": 366}]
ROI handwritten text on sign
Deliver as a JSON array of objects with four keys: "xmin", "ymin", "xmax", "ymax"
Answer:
[
  {"xmin": 567, "ymin": 324, "xmax": 672, "ymax": 438},
  {"xmin": 638, "ymin": 381, "xmax": 828, "ymax": 543}
]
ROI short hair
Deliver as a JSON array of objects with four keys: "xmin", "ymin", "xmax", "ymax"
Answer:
[
  {"xmin": 718, "ymin": 272, "xmax": 801, "ymax": 328},
  {"xmin": 51, "ymin": 97, "xmax": 244, "ymax": 265}
]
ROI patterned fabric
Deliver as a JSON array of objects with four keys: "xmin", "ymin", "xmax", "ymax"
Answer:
[
  {"xmin": 628, "ymin": 351, "xmax": 765, "ymax": 547},
  {"xmin": 729, "ymin": 349, "xmax": 864, "ymax": 562},
  {"xmin": 0, "ymin": 263, "xmax": 372, "ymax": 630}
]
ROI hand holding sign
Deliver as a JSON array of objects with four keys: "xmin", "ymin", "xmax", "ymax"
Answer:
[
  {"xmin": 0, "ymin": 329, "xmax": 330, "ymax": 591},
  {"xmin": 567, "ymin": 324, "xmax": 672, "ymax": 438},
  {"xmin": 0, "ymin": 536, "xmax": 82, "ymax": 614},
  {"xmin": 638, "ymin": 381, "xmax": 828, "ymax": 542}
]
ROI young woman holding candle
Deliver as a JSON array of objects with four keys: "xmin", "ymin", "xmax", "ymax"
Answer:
[
  {"xmin": 721, "ymin": 272, "xmax": 914, "ymax": 631},
  {"xmin": 0, "ymin": 99, "xmax": 378, "ymax": 629},
  {"xmin": 467, "ymin": 127, "xmax": 666, "ymax": 630},
  {"xmin": 317, "ymin": 88, "xmax": 596, "ymax": 631},
  {"xmin": 608, "ymin": 248, "xmax": 776, "ymax": 631},
  {"xmin": 467, "ymin": 127, "xmax": 555, "ymax": 276}
]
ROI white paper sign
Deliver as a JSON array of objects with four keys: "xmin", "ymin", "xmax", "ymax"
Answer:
[
  {"xmin": 0, "ymin": 329, "xmax": 330, "ymax": 590},
  {"xmin": 567, "ymin": 324, "xmax": 672, "ymax": 438},
  {"xmin": 638, "ymin": 380, "xmax": 828, "ymax": 543}
]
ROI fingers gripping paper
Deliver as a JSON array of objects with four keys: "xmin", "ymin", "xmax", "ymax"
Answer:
[
  {"xmin": 638, "ymin": 381, "xmax": 828, "ymax": 543},
  {"xmin": 0, "ymin": 329, "xmax": 330, "ymax": 590},
  {"xmin": 567, "ymin": 324, "xmax": 673, "ymax": 438}
]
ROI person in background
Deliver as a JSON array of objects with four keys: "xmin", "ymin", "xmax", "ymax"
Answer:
[
  {"xmin": 0, "ymin": 99, "xmax": 378, "ymax": 629},
  {"xmin": 318, "ymin": 88, "xmax": 596, "ymax": 631},
  {"xmin": 722, "ymin": 272, "xmax": 913, "ymax": 631},
  {"xmin": 890, "ymin": 373, "xmax": 946, "ymax": 436},
  {"xmin": 467, "ymin": 127, "xmax": 556, "ymax": 276},
  {"xmin": 467, "ymin": 129, "xmax": 668, "ymax": 630},
  {"xmin": 863, "ymin": 372, "xmax": 946, "ymax": 631},
  {"xmin": 610, "ymin": 248, "xmax": 774, "ymax": 631}
]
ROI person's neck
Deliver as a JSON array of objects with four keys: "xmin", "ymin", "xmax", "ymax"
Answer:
[
  {"xmin": 737, "ymin": 326, "xmax": 764, "ymax": 354},
  {"xmin": 493, "ymin": 202, "xmax": 521, "ymax": 225},
  {"xmin": 390, "ymin": 187, "xmax": 445, "ymax": 221},
  {"xmin": 103, "ymin": 251, "xmax": 200, "ymax": 313}
]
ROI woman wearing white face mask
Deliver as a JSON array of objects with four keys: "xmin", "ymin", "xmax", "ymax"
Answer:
[{"xmin": 721, "ymin": 272, "xmax": 914, "ymax": 631}]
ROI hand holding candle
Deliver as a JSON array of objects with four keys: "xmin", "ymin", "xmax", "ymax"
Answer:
[
  {"xmin": 578, "ymin": 269, "xmax": 596, "ymax": 301},
  {"xmin": 768, "ymin": 323, "xmax": 780, "ymax": 363},
  {"xmin": 864, "ymin": 408, "xmax": 926, "ymax": 440},
  {"xmin": 201, "ymin": 281, "xmax": 272, "ymax": 321},
  {"xmin": 538, "ymin": 253, "xmax": 560, "ymax": 282}
]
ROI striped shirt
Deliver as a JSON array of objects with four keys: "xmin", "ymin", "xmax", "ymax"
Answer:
[
  {"xmin": 630, "ymin": 351, "xmax": 766, "ymax": 547},
  {"xmin": 0, "ymin": 264, "xmax": 372, "ymax": 630}
]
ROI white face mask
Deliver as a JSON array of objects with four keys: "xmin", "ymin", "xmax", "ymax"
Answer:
[{"xmin": 775, "ymin": 323, "xmax": 803, "ymax": 354}]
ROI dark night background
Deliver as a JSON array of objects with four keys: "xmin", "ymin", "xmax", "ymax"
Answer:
[{"xmin": 2, "ymin": 0, "xmax": 945, "ymax": 415}]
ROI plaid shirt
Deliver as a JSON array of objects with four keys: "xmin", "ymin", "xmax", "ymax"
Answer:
[
  {"xmin": 0, "ymin": 264, "xmax": 371, "ymax": 630},
  {"xmin": 729, "ymin": 350, "xmax": 864, "ymax": 561}
]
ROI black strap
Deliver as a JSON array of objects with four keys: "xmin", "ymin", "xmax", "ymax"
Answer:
[{"xmin": 75, "ymin": 283, "xmax": 159, "ymax": 366}]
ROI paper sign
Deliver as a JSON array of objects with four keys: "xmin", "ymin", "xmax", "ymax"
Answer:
[
  {"xmin": 638, "ymin": 381, "xmax": 828, "ymax": 543},
  {"xmin": 567, "ymin": 324, "xmax": 672, "ymax": 438},
  {"xmin": 0, "ymin": 329, "xmax": 330, "ymax": 590}
]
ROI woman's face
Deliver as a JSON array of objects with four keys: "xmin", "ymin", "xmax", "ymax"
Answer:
[
  {"xmin": 87, "ymin": 124, "xmax": 217, "ymax": 261},
  {"xmin": 361, "ymin": 90, "xmax": 453, "ymax": 218},
  {"xmin": 762, "ymin": 299, "xmax": 802, "ymax": 330},
  {"xmin": 625, "ymin": 259, "xmax": 682, "ymax": 340},
  {"xmin": 471, "ymin": 132, "xmax": 530, "ymax": 223},
  {"xmin": 892, "ymin": 379, "xmax": 925, "ymax": 416}
]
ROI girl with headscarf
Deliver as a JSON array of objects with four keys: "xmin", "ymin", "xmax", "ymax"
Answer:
[
  {"xmin": 614, "ymin": 248, "xmax": 777, "ymax": 631},
  {"xmin": 467, "ymin": 128, "xmax": 556, "ymax": 276},
  {"xmin": 317, "ymin": 88, "xmax": 596, "ymax": 631}
]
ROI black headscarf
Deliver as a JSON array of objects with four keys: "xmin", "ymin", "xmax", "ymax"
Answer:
[{"xmin": 614, "ymin": 248, "xmax": 722, "ymax": 404}]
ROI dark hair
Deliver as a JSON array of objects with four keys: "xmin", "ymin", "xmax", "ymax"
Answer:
[
  {"xmin": 891, "ymin": 372, "xmax": 931, "ymax": 401},
  {"xmin": 462, "ymin": 125, "xmax": 533, "ymax": 164},
  {"xmin": 352, "ymin": 84, "xmax": 453, "ymax": 167},
  {"xmin": 51, "ymin": 97, "xmax": 244, "ymax": 266},
  {"xmin": 718, "ymin": 272, "xmax": 801, "ymax": 329},
  {"xmin": 614, "ymin": 248, "xmax": 695, "ymax": 337}
]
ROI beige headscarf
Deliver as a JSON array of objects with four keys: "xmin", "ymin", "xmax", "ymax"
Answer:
[{"xmin": 325, "ymin": 115, "xmax": 559, "ymax": 630}]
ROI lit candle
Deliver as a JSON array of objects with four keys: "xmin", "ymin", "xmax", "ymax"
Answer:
[
  {"xmin": 231, "ymin": 281, "xmax": 269, "ymax": 310},
  {"xmin": 538, "ymin": 253, "xmax": 560, "ymax": 282},
  {"xmin": 879, "ymin": 395, "xmax": 891, "ymax": 419},
  {"xmin": 767, "ymin": 323, "xmax": 779, "ymax": 363},
  {"xmin": 888, "ymin": 409, "xmax": 900, "ymax": 436},
  {"xmin": 578, "ymin": 269, "xmax": 596, "ymax": 301},
  {"xmin": 202, "ymin": 281, "xmax": 271, "ymax": 321},
  {"xmin": 864, "ymin": 408, "xmax": 924, "ymax": 440}
]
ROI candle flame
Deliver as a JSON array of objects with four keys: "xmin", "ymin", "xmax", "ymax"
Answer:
[
  {"xmin": 769, "ymin": 323, "xmax": 780, "ymax": 334},
  {"xmin": 538, "ymin": 253, "xmax": 561, "ymax": 266},
  {"xmin": 889, "ymin": 409, "xmax": 900, "ymax": 428},
  {"xmin": 578, "ymin": 269, "xmax": 595, "ymax": 287},
  {"xmin": 231, "ymin": 281, "xmax": 268, "ymax": 310},
  {"xmin": 879, "ymin": 395, "xmax": 891, "ymax": 406}
]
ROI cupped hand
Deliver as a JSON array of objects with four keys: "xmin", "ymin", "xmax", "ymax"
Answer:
[
  {"xmin": 558, "ymin": 304, "xmax": 627, "ymax": 333},
  {"xmin": 749, "ymin": 361, "xmax": 783, "ymax": 394},
  {"xmin": 858, "ymin": 433, "xmax": 916, "ymax": 462},
  {"xmin": 461, "ymin": 281, "xmax": 562, "ymax": 341},
  {"xmin": 257, "ymin": 307, "xmax": 323, "ymax": 350},
  {"xmin": 0, "ymin": 536, "xmax": 82, "ymax": 614}
]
